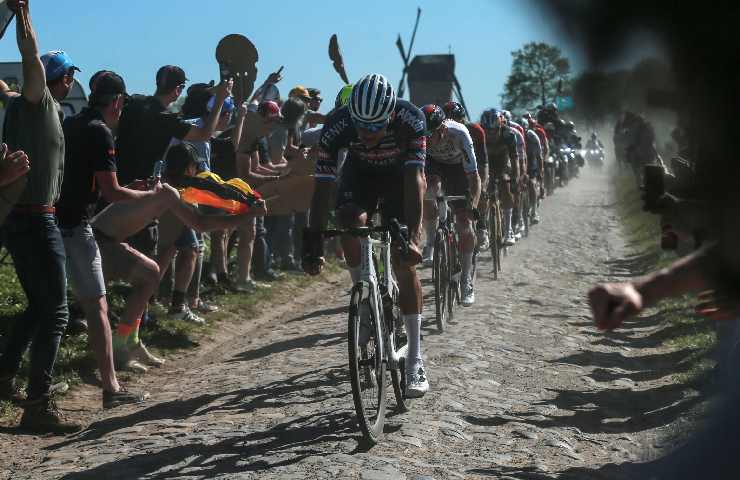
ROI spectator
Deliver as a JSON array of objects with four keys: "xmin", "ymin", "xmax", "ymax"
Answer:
[
  {"xmin": 107, "ymin": 73, "xmax": 232, "ymax": 372},
  {"xmin": 0, "ymin": 1, "xmax": 81, "ymax": 434},
  {"xmin": 56, "ymin": 70, "xmax": 150, "ymax": 408},
  {"xmin": 114, "ymin": 67, "xmax": 232, "ymax": 323}
]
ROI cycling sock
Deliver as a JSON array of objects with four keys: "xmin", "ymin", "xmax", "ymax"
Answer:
[
  {"xmin": 113, "ymin": 317, "xmax": 141, "ymax": 350},
  {"xmin": 423, "ymin": 218, "xmax": 437, "ymax": 248},
  {"xmin": 349, "ymin": 266, "xmax": 361, "ymax": 285},
  {"xmin": 462, "ymin": 251, "xmax": 474, "ymax": 284},
  {"xmin": 403, "ymin": 313, "xmax": 423, "ymax": 363},
  {"xmin": 171, "ymin": 290, "xmax": 186, "ymax": 309},
  {"xmin": 504, "ymin": 208, "xmax": 513, "ymax": 235}
]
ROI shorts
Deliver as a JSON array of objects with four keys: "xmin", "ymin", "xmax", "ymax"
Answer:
[
  {"xmin": 336, "ymin": 163, "xmax": 407, "ymax": 224},
  {"xmin": 426, "ymin": 161, "xmax": 470, "ymax": 209},
  {"xmin": 60, "ymin": 223, "xmax": 106, "ymax": 299},
  {"xmin": 175, "ymin": 227, "xmax": 202, "ymax": 250}
]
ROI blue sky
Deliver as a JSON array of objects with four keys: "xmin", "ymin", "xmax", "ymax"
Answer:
[{"xmin": 0, "ymin": 0, "xmax": 657, "ymax": 119}]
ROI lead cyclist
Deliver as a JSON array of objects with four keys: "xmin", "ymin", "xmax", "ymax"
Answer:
[
  {"xmin": 302, "ymin": 74, "xmax": 430, "ymax": 398},
  {"xmin": 420, "ymin": 104, "xmax": 482, "ymax": 307}
]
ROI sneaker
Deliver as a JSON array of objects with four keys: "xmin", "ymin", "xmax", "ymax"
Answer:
[
  {"xmin": 130, "ymin": 341, "xmax": 165, "ymax": 368},
  {"xmin": 0, "ymin": 375, "xmax": 25, "ymax": 403},
  {"xmin": 462, "ymin": 283, "xmax": 475, "ymax": 307},
  {"xmin": 422, "ymin": 245, "xmax": 434, "ymax": 267},
  {"xmin": 255, "ymin": 270, "xmax": 284, "ymax": 282},
  {"xmin": 405, "ymin": 361, "xmax": 430, "ymax": 398},
  {"xmin": 233, "ymin": 279, "xmax": 271, "ymax": 293},
  {"xmin": 103, "ymin": 385, "xmax": 150, "ymax": 409},
  {"xmin": 191, "ymin": 299, "xmax": 219, "ymax": 314},
  {"xmin": 476, "ymin": 229, "xmax": 490, "ymax": 251},
  {"xmin": 168, "ymin": 305, "xmax": 206, "ymax": 325},
  {"xmin": 20, "ymin": 396, "xmax": 82, "ymax": 435},
  {"xmin": 504, "ymin": 233, "xmax": 516, "ymax": 246}
]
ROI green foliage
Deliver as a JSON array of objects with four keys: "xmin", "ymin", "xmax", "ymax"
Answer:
[{"xmin": 502, "ymin": 42, "xmax": 571, "ymax": 112}]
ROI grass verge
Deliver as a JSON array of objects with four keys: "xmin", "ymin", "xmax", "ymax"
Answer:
[
  {"xmin": 0, "ymin": 250, "xmax": 342, "ymax": 421},
  {"xmin": 612, "ymin": 168, "xmax": 716, "ymax": 386}
]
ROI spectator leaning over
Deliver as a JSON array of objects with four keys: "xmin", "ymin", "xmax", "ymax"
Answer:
[
  {"xmin": 163, "ymin": 84, "xmax": 236, "ymax": 323},
  {"xmin": 114, "ymin": 66, "xmax": 233, "ymax": 323},
  {"xmin": 0, "ymin": 1, "xmax": 81, "ymax": 434},
  {"xmin": 106, "ymin": 79, "xmax": 233, "ymax": 370},
  {"xmin": 56, "ymin": 70, "xmax": 150, "ymax": 408}
]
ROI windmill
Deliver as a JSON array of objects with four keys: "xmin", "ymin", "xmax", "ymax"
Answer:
[
  {"xmin": 395, "ymin": 7, "xmax": 421, "ymax": 99},
  {"xmin": 395, "ymin": 8, "xmax": 471, "ymax": 121}
]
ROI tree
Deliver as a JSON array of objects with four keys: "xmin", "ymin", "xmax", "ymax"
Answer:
[{"xmin": 501, "ymin": 42, "xmax": 571, "ymax": 112}]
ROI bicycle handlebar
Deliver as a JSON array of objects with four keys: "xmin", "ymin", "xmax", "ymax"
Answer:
[{"xmin": 303, "ymin": 219, "xmax": 415, "ymax": 261}]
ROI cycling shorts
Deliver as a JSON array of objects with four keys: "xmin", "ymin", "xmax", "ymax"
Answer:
[
  {"xmin": 336, "ymin": 162, "xmax": 407, "ymax": 224},
  {"xmin": 425, "ymin": 161, "xmax": 470, "ymax": 209}
]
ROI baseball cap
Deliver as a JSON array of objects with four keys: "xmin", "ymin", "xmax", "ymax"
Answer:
[
  {"xmin": 89, "ymin": 70, "xmax": 127, "ymax": 97},
  {"xmin": 207, "ymin": 95, "xmax": 235, "ymax": 113},
  {"xmin": 307, "ymin": 87, "xmax": 322, "ymax": 100},
  {"xmin": 156, "ymin": 65, "xmax": 188, "ymax": 91},
  {"xmin": 257, "ymin": 100, "xmax": 283, "ymax": 120},
  {"xmin": 288, "ymin": 85, "xmax": 311, "ymax": 101},
  {"xmin": 40, "ymin": 51, "xmax": 80, "ymax": 82}
]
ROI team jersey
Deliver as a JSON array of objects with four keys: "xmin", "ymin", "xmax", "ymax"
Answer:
[
  {"xmin": 426, "ymin": 119, "xmax": 478, "ymax": 174},
  {"xmin": 316, "ymin": 99, "xmax": 426, "ymax": 182},
  {"xmin": 465, "ymin": 122, "xmax": 488, "ymax": 168},
  {"xmin": 485, "ymin": 125, "xmax": 519, "ymax": 177}
]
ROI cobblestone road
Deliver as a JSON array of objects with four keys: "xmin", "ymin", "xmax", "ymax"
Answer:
[{"xmin": 1, "ymin": 168, "xmax": 701, "ymax": 479}]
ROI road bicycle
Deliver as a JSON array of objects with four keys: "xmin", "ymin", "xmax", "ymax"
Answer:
[
  {"xmin": 314, "ymin": 220, "xmax": 412, "ymax": 445},
  {"xmin": 487, "ymin": 184, "xmax": 504, "ymax": 279},
  {"xmin": 432, "ymin": 193, "xmax": 479, "ymax": 332}
]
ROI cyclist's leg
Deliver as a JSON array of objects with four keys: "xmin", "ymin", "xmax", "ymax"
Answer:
[
  {"xmin": 336, "ymin": 166, "xmax": 375, "ymax": 285},
  {"xmin": 476, "ymin": 164, "xmax": 490, "ymax": 247},
  {"xmin": 422, "ymin": 171, "xmax": 442, "ymax": 262},
  {"xmin": 383, "ymin": 176, "xmax": 427, "ymax": 395}
]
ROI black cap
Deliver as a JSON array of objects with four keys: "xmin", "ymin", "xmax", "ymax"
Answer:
[
  {"xmin": 156, "ymin": 65, "xmax": 188, "ymax": 91},
  {"xmin": 89, "ymin": 70, "xmax": 127, "ymax": 96}
]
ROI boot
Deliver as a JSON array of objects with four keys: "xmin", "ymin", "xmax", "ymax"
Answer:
[{"xmin": 20, "ymin": 395, "xmax": 82, "ymax": 434}]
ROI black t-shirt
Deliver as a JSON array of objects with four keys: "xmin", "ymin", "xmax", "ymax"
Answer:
[
  {"xmin": 210, "ymin": 130, "xmax": 237, "ymax": 180},
  {"xmin": 116, "ymin": 95, "xmax": 192, "ymax": 185},
  {"xmin": 56, "ymin": 108, "xmax": 117, "ymax": 228}
]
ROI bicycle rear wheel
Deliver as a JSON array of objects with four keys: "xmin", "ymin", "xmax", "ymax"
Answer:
[
  {"xmin": 348, "ymin": 283, "xmax": 386, "ymax": 445},
  {"xmin": 433, "ymin": 230, "xmax": 449, "ymax": 333}
]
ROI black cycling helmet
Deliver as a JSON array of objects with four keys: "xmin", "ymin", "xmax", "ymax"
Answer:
[
  {"xmin": 443, "ymin": 101, "xmax": 466, "ymax": 121},
  {"xmin": 421, "ymin": 104, "xmax": 446, "ymax": 136}
]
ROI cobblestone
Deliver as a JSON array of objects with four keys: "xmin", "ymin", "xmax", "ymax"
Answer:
[{"xmin": 0, "ymin": 169, "xmax": 697, "ymax": 480}]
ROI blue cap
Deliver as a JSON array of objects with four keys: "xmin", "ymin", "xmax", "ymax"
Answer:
[
  {"xmin": 40, "ymin": 51, "xmax": 80, "ymax": 82},
  {"xmin": 207, "ymin": 95, "xmax": 235, "ymax": 113}
]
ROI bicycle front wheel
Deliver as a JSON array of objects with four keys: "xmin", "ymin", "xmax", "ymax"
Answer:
[
  {"xmin": 489, "ymin": 204, "xmax": 501, "ymax": 279},
  {"xmin": 348, "ymin": 283, "xmax": 386, "ymax": 445}
]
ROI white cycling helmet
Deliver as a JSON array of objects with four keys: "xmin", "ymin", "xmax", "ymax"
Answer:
[{"xmin": 349, "ymin": 74, "xmax": 396, "ymax": 124}]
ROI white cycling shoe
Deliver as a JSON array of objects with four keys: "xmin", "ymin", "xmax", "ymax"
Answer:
[
  {"xmin": 504, "ymin": 233, "xmax": 516, "ymax": 246},
  {"xmin": 405, "ymin": 360, "xmax": 429, "ymax": 398},
  {"xmin": 462, "ymin": 283, "xmax": 475, "ymax": 307},
  {"xmin": 476, "ymin": 229, "xmax": 490, "ymax": 250},
  {"xmin": 422, "ymin": 245, "xmax": 434, "ymax": 267}
]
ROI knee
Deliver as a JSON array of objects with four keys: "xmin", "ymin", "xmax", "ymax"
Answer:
[{"xmin": 338, "ymin": 205, "xmax": 366, "ymax": 228}]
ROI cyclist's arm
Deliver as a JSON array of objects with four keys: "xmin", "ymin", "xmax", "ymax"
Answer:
[
  {"xmin": 457, "ymin": 126, "xmax": 481, "ymax": 208},
  {"xmin": 308, "ymin": 126, "xmax": 342, "ymax": 232},
  {"xmin": 403, "ymin": 135, "xmax": 427, "ymax": 245}
]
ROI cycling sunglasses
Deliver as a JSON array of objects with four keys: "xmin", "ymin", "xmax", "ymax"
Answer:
[{"xmin": 352, "ymin": 117, "xmax": 390, "ymax": 133}]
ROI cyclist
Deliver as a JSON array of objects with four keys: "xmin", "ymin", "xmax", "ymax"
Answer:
[
  {"xmin": 421, "ymin": 104, "xmax": 481, "ymax": 307},
  {"xmin": 504, "ymin": 112, "xmax": 528, "ymax": 238},
  {"xmin": 303, "ymin": 74, "xmax": 429, "ymax": 398},
  {"xmin": 522, "ymin": 117, "xmax": 544, "ymax": 224},
  {"xmin": 443, "ymin": 101, "xmax": 489, "ymax": 250},
  {"xmin": 482, "ymin": 109, "xmax": 519, "ymax": 246}
]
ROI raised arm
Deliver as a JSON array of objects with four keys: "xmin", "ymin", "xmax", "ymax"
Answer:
[{"xmin": 9, "ymin": 1, "xmax": 45, "ymax": 104}]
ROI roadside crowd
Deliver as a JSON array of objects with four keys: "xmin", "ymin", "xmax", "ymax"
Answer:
[{"xmin": 0, "ymin": 1, "xmax": 328, "ymax": 433}]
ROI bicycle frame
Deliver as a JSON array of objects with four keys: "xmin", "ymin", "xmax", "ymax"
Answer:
[{"xmin": 357, "ymin": 231, "xmax": 406, "ymax": 370}]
